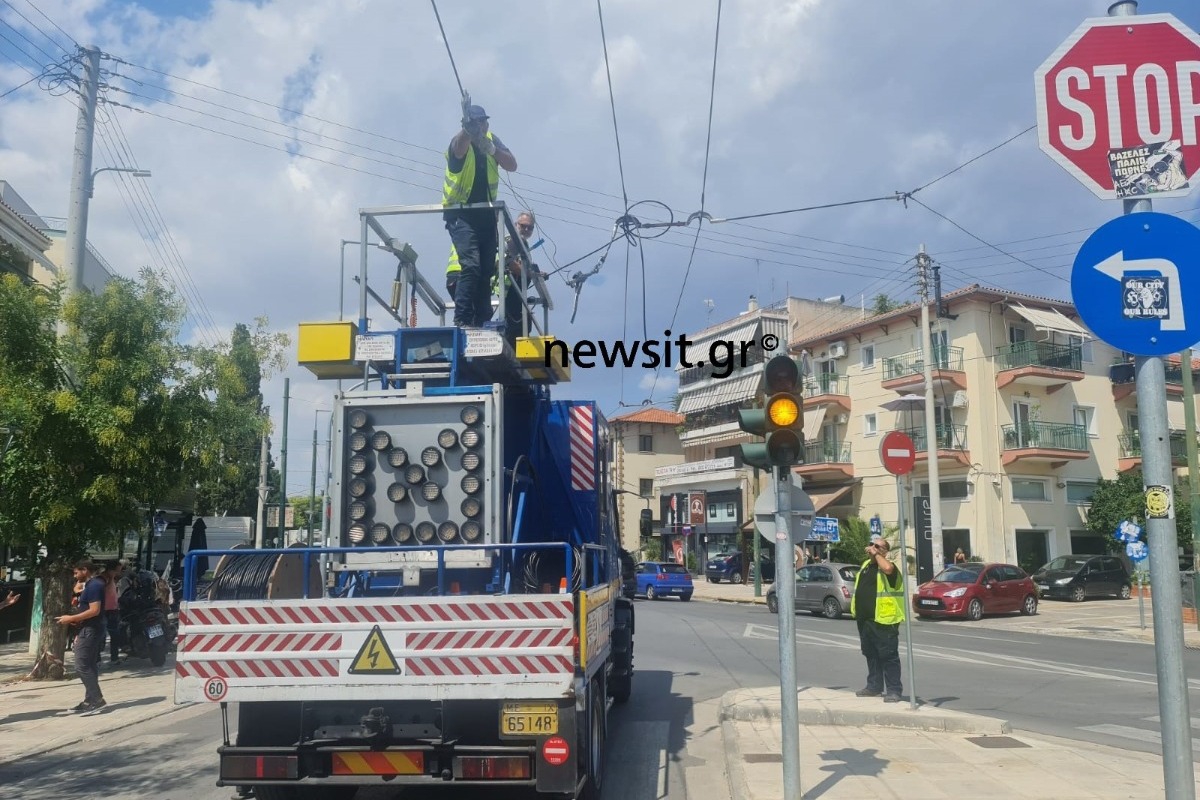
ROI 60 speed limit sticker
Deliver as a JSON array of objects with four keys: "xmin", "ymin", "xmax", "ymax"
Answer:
[{"xmin": 203, "ymin": 676, "xmax": 228, "ymax": 702}]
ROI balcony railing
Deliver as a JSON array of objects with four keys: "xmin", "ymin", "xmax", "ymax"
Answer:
[
  {"xmin": 677, "ymin": 348, "xmax": 769, "ymax": 387},
  {"xmin": 882, "ymin": 345, "xmax": 963, "ymax": 381},
  {"xmin": 1001, "ymin": 421, "xmax": 1088, "ymax": 452},
  {"xmin": 1110, "ymin": 360, "xmax": 1190, "ymax": 388},
  {"xmin": 802, "ymin": 374, "xmax": 848, "ymax": 398},
  {"xmin": 899, "ymin": 425, "xmax": 967, "ymax": 452},
  {"xmin": 802, "ymin": 440, "xmax": 852, "ymax": 465},
  {"xmin": 996, "ymin": 341, "xmax": 1082, "ymax": 371},
  {"xmin": 1118, "ymin": 430, "xmax": 1192, "ymax": 460}
]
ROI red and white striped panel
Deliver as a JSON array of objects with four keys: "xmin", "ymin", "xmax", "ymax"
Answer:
[
  {"xmin": 180, "ymin": 631, "xmax": 341, "ymax": 654},
  {"xmin": 176, "ymin": 658, "xmax": 339, "ymax": 680},
  {"xmin": 181, "ymin": 595, "xmax": 573, "ymax": 628},
  {"xmin": 569, "ymin": 404, "xmax": 596, "ymax": 491},
  {"xmin": 405, "ymin": 654, "xmax": 574, "ymax": 677},
  {"xmin": 407, "ymin": 627, "xmax": 573, "ymax": 652}
]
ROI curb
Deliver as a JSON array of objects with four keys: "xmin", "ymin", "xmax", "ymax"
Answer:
[
  {"xmin": 718, "ymin": 688, "xmax": 1011, "ymax": 735},
  {"xmin": 696, "ymin": 594, "xmax": 765, "ymax": 607},
  {"xmin": 722, "ymin": 716, "xmax": 752, "ymax": 800}
]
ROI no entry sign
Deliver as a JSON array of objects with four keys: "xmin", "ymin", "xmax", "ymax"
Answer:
[
  {"xmin": 879, "ymin": 431, "xmax": 916, "ymax": 476},
  {"xmin": 1035, "ymin": 14, "xmax": 1200, "ymax": 200}
]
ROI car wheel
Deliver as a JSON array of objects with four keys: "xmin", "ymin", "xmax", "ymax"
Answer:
[
  {"xmin": 1119, "ymin": 583, "xmax": 1132, "ymax": 600},
  {"xmin": 966, "ymin": 598, "xmax": 984, "ymax": 621},
  {"xmin": 767, "ymin": 594, "xmax": 778, "ymax": 614},
  {"xmin": 646, "ymin": 585, "xmax": 658, "ymax": 601},
  {"xmin": 1071, "ymin": 585, "xmax": 1087, "ymax": 603},
  {"xmin": 707, "ymin": 576, "xmax": 716, "ymax": 583},
  {"xmin": 822, "ymin": 597, "xmax": 842, "ymax": 619},
  {"xmin": 680, "ymin": 593, "xmax": 692, "ymax": 602},
  {"xmin": 1020, "ymin": 594, "xmax": 1038, "ymax": 616},
  {"xmin": 730, "ymin": 572, "xmax": 744, "ymax": 585}
]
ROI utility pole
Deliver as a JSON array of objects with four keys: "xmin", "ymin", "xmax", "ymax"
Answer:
[
  {"xmin": 917, "ymin": 245, "xmax": 944, "ymax": 577},
  {"xmin": 1108, "ymin": 5, "xmax": 1195, "ymax": 796},
  {"xmin": 255, "ymin": 408, "xmax": 269, "ymax": 549},
  {"xmin": 752, "ymin": 466, "xmax": 762, "ymax": 596},
  {"xmin": 1182, "ymin": 349, "xmax": 1200, "ymax": 624},
  {"xmin": 308, "ymin": 411, "xmax": 319, "ymax": 547},
  {"xmin": 278, "ymin": 378, "xmax": 290, "ymax": 548},
  {"xmin": 773, "ymin": 465, "xmax": 800, "ymax": 800},
  {"xmin": 64, "ymin": 46, "xmax": 101, "ymax": 301}
]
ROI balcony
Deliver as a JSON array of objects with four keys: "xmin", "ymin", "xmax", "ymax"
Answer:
[
  {"xmin": 899, "ymin": 424, "xmax": 971, "ymax": 468},
  {"xmin": 881, "ymin": 345, "xmax": 966, "ymax": 394},
  {"xmin": 1110, "ymin": 360, "xmax": 1198, "ymax": 401},
  {"xmin": 801, "ymin": 374, "xmax": 850, "ymax": 414},
  {"xmin": 995, "ymin": 341, "xmax": 1084, "ymax": 391},
  {"xmin": 1117, "ymin": 430, "xmax": 1192, "ymax": 473},
  {"xmin": 794, "ymin": 440, "xmax": 854, "ymax": 481},
  {"xmin": 1000, "ymin": 421, "xmax": 1090, "ymax": 467}
]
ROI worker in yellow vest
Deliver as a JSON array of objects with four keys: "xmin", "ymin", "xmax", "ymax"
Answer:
[
  {"xmin": 446, "ymin": 210, "xmax": 539, "ymax": 346},
  {"xmin": 442, "ymin": 103, "xmax": 517, "ymax": 328},
  {"xmin": 850, "ymin": 537, "xmax": 906, "ymax": 702}
]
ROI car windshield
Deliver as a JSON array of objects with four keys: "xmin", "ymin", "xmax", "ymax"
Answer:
[
  {"xmin": 934, "ymin": 565, "xmax": 983, "ymax": 583},
  {"xmin": 662, "ymin": 564, "xmax": 689, "ymax": 574},
  {"xmin": 1045, "ymin": 556, "xmax": 1090, "ymax": 572}
]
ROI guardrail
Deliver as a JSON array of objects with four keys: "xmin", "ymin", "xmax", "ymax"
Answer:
[
  {"xmin": 802, "ymin": 440, "xmax": 852, "ymax": 464},
  {"xmin": 1001, "ymin": 421, "xmax": 1088, "ymax": 452},
  {"xmin": 899, "ymin": 424, "xmax": 967, "ymax": 451},
  {"xmin": 883, "ymin": 345, "xmax": 964, "ymax": 381},
  {"xmin": 996, "ymin": 341, "xmax": 1082, "ymax": 371}
]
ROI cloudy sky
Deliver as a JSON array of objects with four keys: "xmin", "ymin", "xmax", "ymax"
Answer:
[{"xmin": 2, "ymin": 0, "xmax": 1199, "ymax": 496}]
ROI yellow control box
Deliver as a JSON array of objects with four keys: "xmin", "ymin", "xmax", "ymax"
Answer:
[{"xmin": 298, "ymin": 321, "xmax": 361, "ymax": 379}]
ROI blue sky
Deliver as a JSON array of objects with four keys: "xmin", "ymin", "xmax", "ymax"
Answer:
[{"xmin": 2, "ymin": 0, "xmax": 1200, "ymax": 494}]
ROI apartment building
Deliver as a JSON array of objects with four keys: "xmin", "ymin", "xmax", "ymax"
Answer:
[
  {"xmin": 609, "ymin": 408, "xmax": 684, "ymax": 553},
  {"xmin": 0, "ymin": 181, "xmax": 115, "ymax": 290},
  {"xmin": 790, "ymin": 284, "xmax": 1197, "ymax": 577},
  {"xmin": 659, "ymin": 296, "xmax": 862, "ymax": 565}
]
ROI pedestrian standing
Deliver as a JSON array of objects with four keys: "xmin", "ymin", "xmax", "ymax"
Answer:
[
  {"xmin": 103, "ymin": 560, "xmax": 123, "ymax": 665},
  {"xmin": 443, "ymin": 101, "xmax": 518, "ymax": 328},
  {"xmin": 850, "ymin": 538, "xmax": 906, "ymax": 703},
  {"xmin": 55, "ymin": 559, "xmax": 107, "ymax": 715},
  {"xmin": 954, "ymin": 547, "xmax": 967, "ymax": 564}
]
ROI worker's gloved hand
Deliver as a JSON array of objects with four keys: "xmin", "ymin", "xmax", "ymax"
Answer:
[
  {"xmin": 479, "ymin": 137, "xmax": 496, "ymax": 156},
  {"xmin": 460, "ymin": 92, "xmax": 472, "ymax": 120}
]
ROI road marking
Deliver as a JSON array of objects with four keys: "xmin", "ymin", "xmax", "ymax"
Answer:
[
  {"xmin": 1080, "ymin": 723, "xmax": 1200, "ymax": 751},
  {"xmin": 1147, "ymin": 716, "xmax": 1200, "ymax": 730}
]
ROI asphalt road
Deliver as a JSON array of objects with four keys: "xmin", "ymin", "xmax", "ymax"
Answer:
[{"xmin": 3, "ymin": 597, "xmax": 1198, "ymax": 799}]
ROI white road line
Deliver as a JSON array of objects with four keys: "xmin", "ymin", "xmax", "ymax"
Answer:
[
  {"xmin": 1080, "ymin": 723, "xmax": 1200, "ymax": 751},
  {"xmin": 1147, "ymin": 716, "xmax": 1200, "ymax": 730}
]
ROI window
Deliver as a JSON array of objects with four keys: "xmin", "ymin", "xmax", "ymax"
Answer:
[
  {"xmin": 1067, "ymin": 333, "xmax": 1093, "ymax": 363},
  {"xmin": 708, "ymin": 504, "xmax": 717, "ymax": 519},
  {"xmin": 918, "ymin": 480, "xmax": 971, "ymax": 500},
  {"xmin": 1001, "ymin": 565, "xmax": 1025, "ymax": 581},
  {"xmin": 638, "ymin": 434, "xmax": 653, "ymax": 453},
  {"xmin": 1011, "ymin": 478, "xmax": 1049, "ymax": 502},
  {"xmin": 1065, "ymin": 481, "xmax": 1096, "ymax": 504},
  {"xmin": 1072, "ymin": 405, "xmax": 1096, "ymax": 437},
  {"xmin": 1127, "ymin": 412, "xmax": 1139, "ymax": 432},
  {"xmin": 864, "ymin": 413, "xmax": 878, "ymax": 437},
  {"xmin": 726, "ymin": 502, "xmax": 734, "ymax": 516},
  {"xmin": 861, "ymin": 344, "xmax": 875, "ymax": 370},
  {"xmin": 809, "ymin": 566, "xmax": 833, "ymax": 582},
  {"xmin": 1009, "ymin": 326, "xmax": 1027, "ymax": 344},
  {"xmin": 638, "ymin": 478, "xmax": 653, "ymax": 497}
]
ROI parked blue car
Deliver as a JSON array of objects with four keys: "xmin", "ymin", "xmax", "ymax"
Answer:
[
  {"xmin": 706, "ymin": 552, "xmax": 743, "ymax": 584},
  {"xmin": 635, "ymin": 562, "xmax": 693, "ymax": 601}
]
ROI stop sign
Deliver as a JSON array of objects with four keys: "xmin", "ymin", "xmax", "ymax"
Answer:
[{"xmin": 1035, "ymin": 14, "xmax": 1200, "ymax": 200}]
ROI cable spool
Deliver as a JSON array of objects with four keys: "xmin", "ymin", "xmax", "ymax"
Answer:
[{"xmin": 206, "ymin": 544, "xmax": 322, "ymax": 601}]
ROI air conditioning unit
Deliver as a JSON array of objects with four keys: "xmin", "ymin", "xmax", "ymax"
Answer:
[
  {"xmin": 828, "ymin": 341, "xmax": 847, "ymax": 359},
  {"xmin": 834, "ymin": 413, "xmax": 849, "ymax": 424},
  {"xmin": 951, "ymin": 390, "xmax": 969, "ymax": 409}
]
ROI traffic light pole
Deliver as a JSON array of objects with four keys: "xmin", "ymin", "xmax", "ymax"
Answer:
[{"xmin": 774, "ymin": 465, "xmax": 801, "ymax": 800}]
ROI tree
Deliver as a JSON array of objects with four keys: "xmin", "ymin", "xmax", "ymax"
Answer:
[
  {"xmin": 0, "ymin": 272, "xmax": 268, "ymax": 679},
  {"xmin": 830, "ymin": 516, "xmax": 873, "ymax": 565},
  {"xmin": 1086, "ymin": 470, "xmax": 1193, "ymax": 553},
  {"xmin": 870, "ymin": 294, "xmax": 905, "ymax": 315}
]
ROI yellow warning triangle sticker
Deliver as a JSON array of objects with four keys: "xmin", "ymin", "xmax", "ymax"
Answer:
[{"xmin": 348, "ymin": 625, "xmax": 401, "ymax": 675}]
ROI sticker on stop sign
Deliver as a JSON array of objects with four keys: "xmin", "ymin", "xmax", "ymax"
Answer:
[{"xmin": 1035, "ymin": 13, "xmax": 1200, "ymax": 200}]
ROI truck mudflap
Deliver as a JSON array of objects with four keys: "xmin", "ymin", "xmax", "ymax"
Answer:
[{"xmin": 175, "ymin": 595, "xmax": 575, "ymax": 704}]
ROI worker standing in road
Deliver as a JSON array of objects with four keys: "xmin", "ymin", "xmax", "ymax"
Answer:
[
  {"xmin": 850, "ymin": 538, "xmax": 906, "ymax": 703},
  {"xmin": 443, "ymin": 101, "xmax": 517, "ymax": 328}
]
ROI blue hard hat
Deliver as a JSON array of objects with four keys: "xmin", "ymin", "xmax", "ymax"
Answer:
[{"xmin": 466, "ymin": 105, "xmax": 489, "ymax": 120}]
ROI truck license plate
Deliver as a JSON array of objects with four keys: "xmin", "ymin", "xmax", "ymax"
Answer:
[
  {"xmin": 500, "ymin": 703, "xmax": 558, "ymax": 737},
  {"xmin": 147, "ymin": 624, "xmax": 164, "ymax": 638}
]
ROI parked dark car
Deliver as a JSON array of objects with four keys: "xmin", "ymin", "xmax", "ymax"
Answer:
[
  {"xmin": 766, "ymin": 563, "xmax": 860, "ymax": 618},
  {"xmin": 748, "ymin": 557, "xmax": 775, "ymax": 584},
  {"xmin": 705, "ymin": 552, "xmax": 743, "ymax": 584},
  {"xmin": 914, "ymin": 562, "xmax": 1038, "ymax": 620},
  {"xmin": 635, "ymin": 562, "xmax": 693, "ymax": 601},
  {"xmin": 618, "ymin": 548, "xmax": 637, "ymax": 599},
  {"xmin": 1031, "ymin": 554, "xmax": 1132, "ymax": 602}
]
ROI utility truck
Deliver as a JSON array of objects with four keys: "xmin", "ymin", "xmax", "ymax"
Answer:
[{"xmin": 175, "ymin": 203, "xmax": 634, "ymax": 800}]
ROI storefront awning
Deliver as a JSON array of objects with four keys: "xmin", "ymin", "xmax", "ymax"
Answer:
[
  {"xmin": 1008, "ymin": 303, "xmax": 1089, "ymax": 338},
  {"xmin": 677, "ymin": 372, "xmax": 761, "ymax": 415},
  {"xmin": 802, "ymin": 405, "xmax": 827, "ymax": 442},
  {"xmin": 807, "ymin": 484, "xmax": 855, "ymax": 513}
]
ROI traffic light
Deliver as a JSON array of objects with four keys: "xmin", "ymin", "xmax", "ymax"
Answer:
[{"xmin": 738, "ymin": 355, "xmax": 804, "ymax": 469}]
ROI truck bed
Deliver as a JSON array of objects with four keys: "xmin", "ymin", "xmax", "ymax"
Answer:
[{"xmin": 175, "ymin": 594, "xmax": 576, "ymax": 704}]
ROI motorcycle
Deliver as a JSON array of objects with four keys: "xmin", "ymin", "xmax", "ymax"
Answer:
[{"xmin": 118, "ymin": 569, "xmax": 176, "ymax": 667}]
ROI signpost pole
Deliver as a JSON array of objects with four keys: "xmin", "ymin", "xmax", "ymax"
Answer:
[
  {"xmin": 774, "ymin": 466, "xmax": 800, "ymax": 800},
  {"xmin": 894, "ymin": 475, "xmax": 917, "ymax": 710},
  {"xmin": 753, "ymin": 468, "xmax": 762, "ymax": 597}
]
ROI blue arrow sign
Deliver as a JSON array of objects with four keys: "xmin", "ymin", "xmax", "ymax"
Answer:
[{"xmin": 1072, "ymin": 213, "xmax": 1200, "ymax": 356}]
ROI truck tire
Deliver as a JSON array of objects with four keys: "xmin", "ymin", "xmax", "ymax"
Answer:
[
  {"xmin": 610, "ymin": 600, "xmax": 633, "ymax": 704},
  {"xmin": 582, "ymin": 676, "xmax": 607, "ymax": 800}
]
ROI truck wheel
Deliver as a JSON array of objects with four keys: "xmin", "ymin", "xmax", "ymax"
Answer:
[
  {"xmin": 610, "ymin": 600, "xmax": 634, "ymax": 704},
  {"xmin": 148, "ymin": 638, "xmax": 168, "ymax": 667},
  {"xmin": 582, "ymin": 677, "xmax": 606, "ymax": 800}
]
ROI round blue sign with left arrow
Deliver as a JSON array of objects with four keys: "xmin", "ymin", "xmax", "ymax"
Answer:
[{"xmin": 1072, "ymin": 212, "xmax": 1200, "ymax": 357}]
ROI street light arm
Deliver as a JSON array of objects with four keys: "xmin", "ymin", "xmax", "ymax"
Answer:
[{"xmin": 87, "ymin": 167, "xmax": 152, "ymax": 198}]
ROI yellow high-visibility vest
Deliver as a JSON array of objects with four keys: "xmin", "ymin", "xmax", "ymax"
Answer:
[
  {"xmin": 442, "ymin": 132, "xmax": 499, "ymax": 207},
  {"xmin": 850, "ymin": 560, "xmax": 906, "ymax": 624}
]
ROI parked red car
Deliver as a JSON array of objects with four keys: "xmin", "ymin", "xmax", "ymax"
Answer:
[{"xmin": 913, "ymin": 562, "xmax": 1038, "ymax": 620}]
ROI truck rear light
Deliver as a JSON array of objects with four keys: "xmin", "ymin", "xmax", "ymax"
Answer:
[
  {"xmin": 454, "ymin": 755, "xmax": 530, "ymax": 780},
  {"xmin": 220, "ymin": 754, "xmax": 298, "ymax": 781}
]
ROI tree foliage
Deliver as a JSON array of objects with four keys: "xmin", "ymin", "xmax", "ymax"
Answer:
[
  {"xmin": 830, "ymin": 516, "xmax": 873, "ymax": 565},
  {"xmin": 1085, "ymin": 469, "xmax": 1193, "ymax": 552},
  {"xmin": 870, "ymin": 294, "xmax": 905, "ymax": 315}
]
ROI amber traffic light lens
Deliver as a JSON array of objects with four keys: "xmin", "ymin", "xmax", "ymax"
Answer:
[{"xmin": 767, "ymin": 396, "xmax": 800, "ymax": 427}]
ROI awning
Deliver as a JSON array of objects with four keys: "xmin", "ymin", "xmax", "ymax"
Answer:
[
  {"xmin": 802, "ymin": 405, "xmax": 827, "ymax": 442},
  {"xmin": 807, "ymin": 484, "xmax": 855, "ymax": 513},
  {"xmin": 689, "ymin": 317, "xmax": 761, "ymax": 355},
  {"xmin": 677, "ymin": 372, "xmax": 761, "ymax": 415},
  {"xmin": 1, "ymin": 232, "xmax": 57, "ymax": 276},
  {"xmin": 1009, "ymin": 303, "xmax": 1089, "ymax": 338}
]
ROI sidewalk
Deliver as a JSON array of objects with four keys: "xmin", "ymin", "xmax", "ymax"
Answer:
[
  {"xmin": 721, "ymin": 686, "xmax": 1163, "ymax": 799},
  {"xmin": 0, "ymin": 642, "xmax": 185, "ymax": 764},
  {"xmin": 690, "ymin": 576, "xmax": 1200, "ymax": 648}
]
